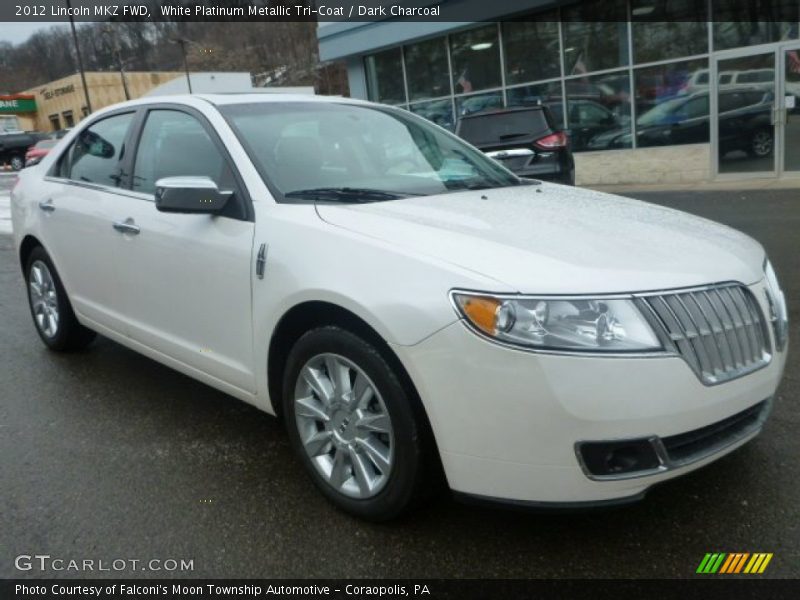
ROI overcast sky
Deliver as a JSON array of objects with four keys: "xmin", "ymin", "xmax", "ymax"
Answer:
[{"xmin": 0, "ymin": 22, "xmax": 66, "ymax": 45}]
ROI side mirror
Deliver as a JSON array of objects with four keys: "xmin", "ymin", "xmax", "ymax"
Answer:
[
  {"xmin": 154, "ymin": 176, "xmax": 232, "ymax": 214},
  {"xmin": 80, "ymin": 130, "xmax": 115, "ymax": 158}
]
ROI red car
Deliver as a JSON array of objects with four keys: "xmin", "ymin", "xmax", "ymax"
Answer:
[{"xmin": 25, "ymin": 138, "xmax": 58, "ymax": 168}]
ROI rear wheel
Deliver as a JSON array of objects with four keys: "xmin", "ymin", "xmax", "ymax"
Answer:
[
  {"xmin": 283, "ymin": 326, "xmax": 434, "ymax": 521},
  {"xmin": 25, "ymin": 246, "xmax": 96, "ymax": 351},
  {"xmin": 10, "ymin": 154, "xmax": 24, "ymax": 171}
]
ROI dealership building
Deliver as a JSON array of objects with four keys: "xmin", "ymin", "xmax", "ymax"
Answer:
[{"xmin": 318, "ymin": 0, "xmax": 800, "ymax": 185}]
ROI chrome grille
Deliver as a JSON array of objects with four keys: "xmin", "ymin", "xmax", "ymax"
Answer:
[{"xmin": 641, "ymin": 285, "xmax": 771, "ymax": 385}]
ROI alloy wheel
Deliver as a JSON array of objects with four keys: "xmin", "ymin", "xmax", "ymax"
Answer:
[
  {"xmin": 751, "ymin": 130, "xmax": 772, "ymax": 157},
  {"xmin": 293, "ymin": 353, "xmax": 394, "ymax": 499},
  {"xmin": 29, "ymin": 260, "xmax": 59, "ymax": 338}
]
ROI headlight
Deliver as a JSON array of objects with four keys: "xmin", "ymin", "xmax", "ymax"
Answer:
[
  {"xmin": 451, "ymin": 291, "xmax": 662, "ymax": 353},
  {"xmin": 764, "ymin": 259, "xmax": 788, "ymax": 351}
]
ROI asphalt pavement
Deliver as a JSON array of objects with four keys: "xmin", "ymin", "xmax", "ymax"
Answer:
[{"xmin": 0, "ymin": 186, "xmax": 797, "ymax": 579}]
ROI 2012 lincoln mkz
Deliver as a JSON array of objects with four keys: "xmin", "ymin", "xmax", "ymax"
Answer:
[{"xmin": 10, "ymin": 94, "xmax": 788, "ymax": 520}]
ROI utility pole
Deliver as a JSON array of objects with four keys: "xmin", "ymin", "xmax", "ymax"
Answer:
[
  {"xmin": 172, "ymin": 38, "xmax": 193, "ymax": 93},
  {"xmin": 104, "ymin": 26, "xmax": 130, "ymax": 101},
  {"xmin": 66, "ymin": 0, "xmax": 92, "ymax": 114}
]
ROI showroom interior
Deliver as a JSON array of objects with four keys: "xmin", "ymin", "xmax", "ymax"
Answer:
[{"xmin": 318, "ymin": 0, "xmax": 800, "ymax": 185}]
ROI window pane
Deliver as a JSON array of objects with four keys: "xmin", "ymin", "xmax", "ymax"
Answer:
[
  {"xmin": 455, "ymin": 91, "xmax": 504, "ymax": 118},
  {"xmin": 634, "ymin": 59, "xmax": 709, "ymax": 148},
  {"xmin": 67, "ymin": 112, "xmax": 133, "ymax": 186},
  {"xmin": 507, "ymin": 81, "xmax": 565, "ymax": 128},
  {"xmin": 562, "ymin": 0, "xmax": 629, "ymax": 74},
  {"xmin": 409, "ymin": 98, "xmax": 455, "ymax": 131},
  {"xmin": 405, "ymin": 37, "xmax": 450, "ymax": 101},
  {"xmin": 132, "ymin": 110, "xmax": 229, "ymax": 195},
  {"xmin": 714, "ymin": 0, "xmax": 799, "ymax": 50},
  {"xmin": 450, "ymin": 25, "xmax": 501, "ymax": 94},
  {"xmin": 365, "ymin": 48, "xmax": 405, "ymax": 105},
  {"xmin": 566, "ymin": 72, "xmax": 631, "ymax": 152},
  {"xmin": 631, "ymin": 1, "xmax": 708, "ymax": 64},
  {"xmin": 503, "ymin": 14, "xmax": 560, "ymax": 85}
]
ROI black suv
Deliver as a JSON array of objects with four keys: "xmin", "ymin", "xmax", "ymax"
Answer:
[{"xmin": 455, "ymin": 106, "xmax": 575, "ymax": 185}]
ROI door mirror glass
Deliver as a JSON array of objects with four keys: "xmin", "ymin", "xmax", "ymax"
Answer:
[
  {"xmin": 155, "ymin": 176, "xmax": 232, "ymax": 214},
  {"xmin": 81, "ymin": 130, "xmax": 116, "ymax": 159}
]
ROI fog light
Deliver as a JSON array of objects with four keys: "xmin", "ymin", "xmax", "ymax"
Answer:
[{"xmin": 578, "ymin": 439, "xmax": 662, "ymax": 478}]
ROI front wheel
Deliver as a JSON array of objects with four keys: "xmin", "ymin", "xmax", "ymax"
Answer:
[
  {"xmin": 10, "ymin": 154, "xmax": 24, "ymax": 171},
  {"xmin": 25, "ymin": 246, "xmax": 96, "ymax": 351},
  {"xmin": 282, "ymin": 326, "xmax": 435, "ymax": 521}
]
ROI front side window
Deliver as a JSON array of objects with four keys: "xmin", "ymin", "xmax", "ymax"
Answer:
[
  {"xmin": 222, "ymin": 102, "xmax": 520, "ymax": 201},
  {"xmin": 60, "ymin": 112, "xmax": 134, "ymax": 186},
  {"xmin": 132, "ymin": 110, "xmax": 233, "ymax": 196}
]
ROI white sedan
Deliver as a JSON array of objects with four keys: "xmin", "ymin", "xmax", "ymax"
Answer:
[{"xmin": 11, "ymin": 94, "xmax": 788, "ymax": 520}]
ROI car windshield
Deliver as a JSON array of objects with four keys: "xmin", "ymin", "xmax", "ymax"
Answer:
[
  {"xmin": 35, "ymin": 140, "xmax": 58, "ymax": 149},
  {"xmin": 220, "ymin": 101, "xmax": 522, "ymax": 202}
]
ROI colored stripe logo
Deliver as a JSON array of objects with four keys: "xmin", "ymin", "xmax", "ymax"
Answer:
[{"xmin": 697, "ymin": 553, "xmax": 773, "ymax": 574}]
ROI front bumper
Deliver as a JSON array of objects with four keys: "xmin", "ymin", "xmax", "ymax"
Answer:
[{"xmin": 392, "ymin": 292, "xmax": 786, "ymax": 505}]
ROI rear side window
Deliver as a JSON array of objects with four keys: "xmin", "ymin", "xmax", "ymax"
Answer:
[
  {"xmin": 458, "ymin": 109, "xmax": 551, "ymax": 145},
  {"xmin": 131, "ymin": 109, "xmax": 233, "ymax": 196},
  {"xmin": 59, "ymin": 112, "xmax": 134, "ymax": 187}
]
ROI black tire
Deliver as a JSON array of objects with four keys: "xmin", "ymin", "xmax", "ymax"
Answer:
[
  {"xmin": 282, "ymin": 325, "xmax": 436, "ymax": 521},
  {"xmin": 10, "ymin": 154, "xmax": 24, "ymax": 171},
  {"xmin": 25, "ymin": 246, "xmax": 96, "ymax": 351}
]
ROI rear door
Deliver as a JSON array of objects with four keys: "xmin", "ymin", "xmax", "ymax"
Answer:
[
  {"xmin": 111, "ymin": 107, "xmax": 257, "ymax": 393},
  {"xmin": 37, "ymin": 110, "xmax": 137, "ymax": 332}
]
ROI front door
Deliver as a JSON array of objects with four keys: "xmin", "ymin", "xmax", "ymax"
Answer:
[{"xmin": 112, "ymin": 108, "xmax": 256, "ymax": 393}]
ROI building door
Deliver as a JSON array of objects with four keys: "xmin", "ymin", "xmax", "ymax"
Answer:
[
  {"xmin": 714, "ymin": 44, "xmax": 800, "ymax": 179},
  {"xmin": 780, "ymin": 45, "xmax": 800, "ymax": 174},
  {"xmin": 714, "ymin": 50, "xmax": 778, "ymax": 178}
]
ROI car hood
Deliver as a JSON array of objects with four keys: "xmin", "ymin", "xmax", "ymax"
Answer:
[{"xmin": 315, "ymin": 183, "xmax": 765, "ymax": 294}]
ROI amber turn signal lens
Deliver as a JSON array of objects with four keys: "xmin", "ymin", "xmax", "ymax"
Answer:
[{"xmin": 456, "ymin": 295, "xmax": 501, "ymax": 335}]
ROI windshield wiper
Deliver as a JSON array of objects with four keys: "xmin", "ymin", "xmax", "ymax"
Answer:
[{"xmin": 284, "ymin": 187, "xmax": 415, "ymax": 202}]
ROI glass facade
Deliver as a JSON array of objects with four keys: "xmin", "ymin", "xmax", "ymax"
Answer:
[{"xmin": 362, "ymin": 0, "xmax": 800, "ymax": 155}]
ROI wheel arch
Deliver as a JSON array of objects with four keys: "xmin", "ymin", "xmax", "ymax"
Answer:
[
  {"xmin": 18, "ymin": 234, "xmax": 44, "ymax": 274},
  {"xmin": 267, "ymin": 301, "xmax": 429, "ymax": 427}
]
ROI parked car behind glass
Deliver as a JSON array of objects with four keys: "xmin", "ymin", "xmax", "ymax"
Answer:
[{"xmin": 587, "ymin": 88, "xmax": 773, "ymax": 157}]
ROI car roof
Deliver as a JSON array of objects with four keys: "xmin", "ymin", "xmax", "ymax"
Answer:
[{"xmin": 74, "ymin": 93, "xmax": 378, "ymax": 125}]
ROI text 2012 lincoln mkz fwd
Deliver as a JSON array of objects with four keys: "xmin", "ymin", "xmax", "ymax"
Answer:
[{"xmin": 11, "ymin": 94, "xmax": 788, "ymax": 520}]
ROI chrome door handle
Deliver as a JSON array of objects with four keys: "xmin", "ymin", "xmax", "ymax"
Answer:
[
  {"xmin": 38, "ymin": 200, "xmax": 55, "ymax": 212},
  {"xmin": 112, "ymin": 218, "xmax": 140, "ymax": 235}
]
